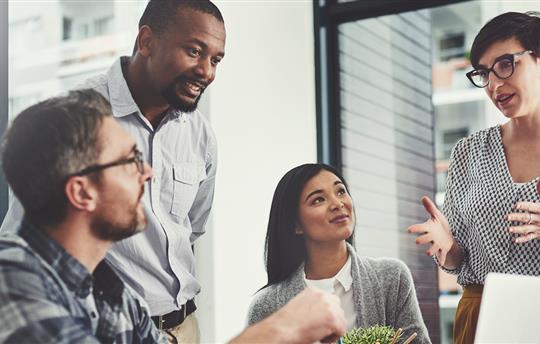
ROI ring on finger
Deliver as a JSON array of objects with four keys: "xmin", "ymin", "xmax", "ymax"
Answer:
[
  {"xmin": 529, "ymin": 232, "xmax": 535, "ymax": 241},
  {"xmin": 528, "ymin": 212, "xmax": 533, "ymax": 225}
]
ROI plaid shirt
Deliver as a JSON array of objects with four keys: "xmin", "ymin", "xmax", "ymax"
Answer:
[{"xmin": 0, "ymin": 220, "xmax": 166, "ymax": 344}]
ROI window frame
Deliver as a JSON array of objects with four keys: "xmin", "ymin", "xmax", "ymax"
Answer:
[{"xmin": 313, "ymin": 0, "xmax": 471, "ymax": 169}]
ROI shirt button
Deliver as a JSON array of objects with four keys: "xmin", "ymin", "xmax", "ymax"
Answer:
[{"xmin": 91, "ymin": 311, "xmax": 97, "ymax": 318}]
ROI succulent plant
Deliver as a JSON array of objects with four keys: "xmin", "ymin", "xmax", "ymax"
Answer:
[{"xmin": 342, "ymin": 325, "xmax": 399, "ymax": 344}]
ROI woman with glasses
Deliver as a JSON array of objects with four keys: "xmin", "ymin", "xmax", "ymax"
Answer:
[
  {"xmin": 408, "ymin": 11, "xmax": 540, "ymax": 343},
  {"xmin": 247, "ymin": 163, "xmax": 431, "ymax": 343}
]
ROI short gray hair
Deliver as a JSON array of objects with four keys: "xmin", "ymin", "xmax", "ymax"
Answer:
[{"xmin": 2, "ymin": 89, "xmax": 112, "ymax": 226}]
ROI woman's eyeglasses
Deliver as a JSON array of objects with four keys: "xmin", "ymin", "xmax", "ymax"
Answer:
[{"xmin": 466, "ymin": 50, "xmax": 533, "ymax": 88}]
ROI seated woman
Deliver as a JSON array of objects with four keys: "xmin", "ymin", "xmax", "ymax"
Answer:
[{"xmin": 247, "ymin": 163, "xmax": 430, "ymax": 343}]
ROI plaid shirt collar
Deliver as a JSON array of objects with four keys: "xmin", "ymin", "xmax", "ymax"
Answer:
[{"xmin": 19, "ymin": 219, "xmax": 124, "ymax": 302}]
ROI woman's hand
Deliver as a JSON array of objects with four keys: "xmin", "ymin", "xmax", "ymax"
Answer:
[
  {"xmin": 407, "ymin": 196, "xmax": 455, "ymax": 267},
  {"xmin": 507, "ymin": 201, "xmax": 540, "ymax": 243}
]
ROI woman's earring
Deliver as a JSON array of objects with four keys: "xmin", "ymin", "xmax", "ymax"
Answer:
[{"xmin": 295, "ymin": 227, "xmax": 303, "ymax": 235}]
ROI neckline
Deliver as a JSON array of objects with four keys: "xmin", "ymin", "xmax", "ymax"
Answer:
[
  {"xmin": 304, "ymin": 254, "xmax": 352, "ymax": 291},
  {"xmin": 496, "ymin": 125, "xmax": 539, "ymax": 185}
]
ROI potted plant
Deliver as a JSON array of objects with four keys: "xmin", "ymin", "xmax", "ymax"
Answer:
[{"xmin": 341, "ymin": 325, "xmax": 417, "ymax": 344}]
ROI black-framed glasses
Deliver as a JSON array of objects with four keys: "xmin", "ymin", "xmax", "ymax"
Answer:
[
  {"xmin": 73, "ymin": 148, "xmax": 145, "ymax": 176},
  {"xmin": 466, "ymin": 50, "xmax": 534, "ymax": 88}
]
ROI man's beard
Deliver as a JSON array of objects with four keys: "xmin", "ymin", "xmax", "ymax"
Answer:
[
  {"xmin": 161, "ymin": 77, "xmax": 205, "ymax": 113},
  {"xmin": 90, "ymin": 190, "xmax": 147, "ymax": 242}
]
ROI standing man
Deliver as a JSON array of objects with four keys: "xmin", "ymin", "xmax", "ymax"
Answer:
[{"xmin": 1, "ymin": 0, "xmax": 225, "ymax": 342}]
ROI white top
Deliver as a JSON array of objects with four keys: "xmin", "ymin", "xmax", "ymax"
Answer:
[{"xmin": 304, "ymin": 254, "xmax": 356, "ymax": 330}]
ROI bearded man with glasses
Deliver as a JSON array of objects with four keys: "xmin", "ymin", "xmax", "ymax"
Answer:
[
  {"xmin": 408, "ymin": 11, "xmax": 540, "ymax": 343},
  {"xmin": 0, "ymin": 90, "xmax": 164, "ymax": 343}
]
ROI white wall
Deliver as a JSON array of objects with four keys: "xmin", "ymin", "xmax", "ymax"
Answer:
[{"xmin": 195, "ymin": 1, "xmax": 317, "ymax": 342}]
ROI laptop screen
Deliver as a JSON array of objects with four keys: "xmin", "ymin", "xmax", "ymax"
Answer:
[{"xmin": 475, "ymin": 273, "xmax": 540, "ymax": 343}]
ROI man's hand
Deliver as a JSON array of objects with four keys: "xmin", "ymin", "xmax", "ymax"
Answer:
[{"xmin": 229, "ymin": 287, "xmax": 346, "ymax": 344}]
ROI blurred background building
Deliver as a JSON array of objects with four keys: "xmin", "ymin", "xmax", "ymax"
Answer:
[
  {"xmin": 8, "ymin": 1, "xmax": 146, "ymax": 119},
  {"xmin": 5, "ymin": 1, "xmax": 540, "ymax": 343}
]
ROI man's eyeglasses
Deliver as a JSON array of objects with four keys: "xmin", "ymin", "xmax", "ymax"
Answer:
[
  {"xmin": 73, "ymin": 148, "xmax": 145, "ymax": 176},
  {"xmin": 466, "ymin": 50, "xmax": 534, "ymax": 88}
]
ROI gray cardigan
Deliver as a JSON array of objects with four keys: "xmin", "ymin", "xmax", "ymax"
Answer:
[{"xmin": 247, "ymin": 244, "xmax": 431, "ymax": 343}]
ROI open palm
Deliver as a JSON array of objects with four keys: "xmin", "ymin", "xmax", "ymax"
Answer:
[{"xmin": 407, "ymin": 196, "xmax": 454, "ymax": 266}]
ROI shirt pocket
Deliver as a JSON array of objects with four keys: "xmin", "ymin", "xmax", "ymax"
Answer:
[{"xmin": 171, "ymin": 162, "xmax": 207, "ymax": 219}]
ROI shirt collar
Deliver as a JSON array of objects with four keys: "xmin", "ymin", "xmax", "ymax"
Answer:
[
  {"xmin": 334, "ymin": 253, "xmax": 353, "ymax": 292},
  {"xmin": 19, "ymin": 219, "xmax": 124, "ymax": 302},
  {"xmin": 106, "ymin": 57, "xmax": 140, "ymax": 118},
  {"xmin": 303, "ymin": 253, "xmax": 353, "ymax": 292},
  {"xmin": 107, "ymin": 56, "xmax": 182, "ymax": 121}
]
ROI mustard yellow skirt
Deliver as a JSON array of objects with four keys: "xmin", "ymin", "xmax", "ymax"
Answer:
[{"xmin": 453, "ymin": 284, "xmax": 483, "ymax": 344}]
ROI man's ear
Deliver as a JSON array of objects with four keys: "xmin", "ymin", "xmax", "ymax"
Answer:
[
  {"xmin": 137, "ymin": 25, "xmax": 155, "ymax": 58},
  {"xmin": 64, "ymin": 176, "xmax": 98, "ymax": 212}
]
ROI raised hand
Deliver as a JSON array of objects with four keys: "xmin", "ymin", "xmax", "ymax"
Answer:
[{"xmin": 407, "ymin": 196, "xmax": 455, "ymax": 267}]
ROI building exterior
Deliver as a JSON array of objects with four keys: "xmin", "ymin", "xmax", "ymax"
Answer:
[{"xmin": 8, "ymin": 0, "xmax": 145, "ymax": 119}]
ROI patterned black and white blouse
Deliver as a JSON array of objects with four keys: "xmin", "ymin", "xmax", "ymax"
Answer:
[{"xmin": 443, "ymin": 125, "xmax": 540, "ymax": 286}]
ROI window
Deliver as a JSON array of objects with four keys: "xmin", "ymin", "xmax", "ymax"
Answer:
[
  {"xmin": 94, "ymin": 16, "xmax": 114, "ymax": 36},
  {"xmin": 439, "ymin": 32, "xmax": 466, "ymax": 61},
  {"xmin": 62, "ymin": 15, "xmax": 114, "ymax": 41},
  {"xmin": 63, "ymin": 17, "xmax": 73, "ymax": 41},
  {"xmin": 77, "ymin": 22, "xmax": 89, "ymax": 39},
  {"xmin": 442, "ymin": 127, "xmax": 468, "ymax": 159},
  {"xmin": 437, "ymin": 171, "xmax": 449, "ymax": 195}
]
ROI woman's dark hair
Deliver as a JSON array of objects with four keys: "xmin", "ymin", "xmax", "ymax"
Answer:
[
  {"xmin": 262, "ymin": 163, "xmax": 355, "ymax": 289},
  {"xmin": 470, "ymin": 11, "xmax": 540, "ymax": 68}
]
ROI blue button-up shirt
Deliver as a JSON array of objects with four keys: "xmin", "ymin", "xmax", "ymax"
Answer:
[
  {"xmin": 0, "ymin": 220, "xmax": 166, "ymax": 343},
  {"xmin": 1, "ymin": 57, "xmax": 217, "ymax": 315}
]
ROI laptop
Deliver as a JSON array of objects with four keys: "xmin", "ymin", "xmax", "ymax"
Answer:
[{"xmin": 475, "ymin": 273, "xmax": 540, "ymax": 344}]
